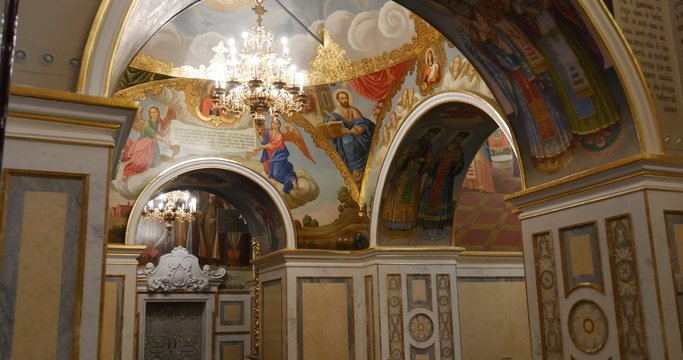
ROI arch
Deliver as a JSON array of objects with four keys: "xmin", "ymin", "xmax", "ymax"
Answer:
[
  {"xmin": 395, "ymin": 0, "xmax": 660, "ymax": 154},
  {"xmin": 370, "ymin": 91, "xmax": 516, "ymax": 247},
  {"xmin": 79, "ymin": 0, "xmax": 197, "ymax": 96},
  {"xmin": 125, "ymin": 157, "xmax": 296, "ymax": 250}
]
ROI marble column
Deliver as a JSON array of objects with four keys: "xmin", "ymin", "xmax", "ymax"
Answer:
[{"xmin": 507, "ymin": 155, "xmax": 683, "ymax": 359}]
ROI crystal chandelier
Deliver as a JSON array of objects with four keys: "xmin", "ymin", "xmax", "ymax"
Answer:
[
  {"xmin": 206, "ymin": 0, "xmax": 306, "ymax": 122},
  {"xmin": 142, "ymin": 190, "xmax": 197, "ymax": 229}
]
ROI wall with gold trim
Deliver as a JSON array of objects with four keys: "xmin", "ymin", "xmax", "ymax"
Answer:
[
  {"xmin": 509, "ymin": 161, "xmax": 683, "ymax": 359},
  {"xmin": 254, "ymin": 248, "xmax": 462, "ymax": 360},
  {"xmin": 0, "ymin": 89, "xmax": 134, "ymax": 357}
]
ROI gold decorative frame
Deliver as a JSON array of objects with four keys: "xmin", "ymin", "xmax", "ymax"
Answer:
[
  {"xmin": 113, "ymin": 77, "xmax": 245, "ymax": 130},
  {"xmin": 186, "ymin": 79, "xmax": 243, "ymax": 127},
  {"xmin": 559, "ymin": 221, "xmax": 604, "ymax": 296},
  {"xmin": 415, "ymin": 40, "xmax": 447, "ymax": 96},
  {"xmin": 308, "ymin": 16, "xmax": 440, "ymax": 85},
  {"xmin": 113, "ymin": 77, "xmax": 195, "ymax": 102},
  {"xmin": 128, "ymin": 16, "xmax": 441, "ymax": 89}
]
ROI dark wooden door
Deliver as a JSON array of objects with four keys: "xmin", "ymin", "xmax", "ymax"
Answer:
[{"xmin": 144, "ymin": 302, "xmax": 204, "ymax": 359}]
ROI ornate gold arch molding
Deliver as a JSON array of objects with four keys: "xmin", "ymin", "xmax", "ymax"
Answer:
[
  {"xmin": 125, "ymin": 16, "xmax": 441, "ymax": 88},
  {"xmin": 574, "ymin": 0, "xmax": 662, "ymax": 153},
  {"xmin": 125, "ymin": 157, "xmax": 297, "ymax": 249},
  {"xmin": 369, "ymin": 91, "xmax": 520, "ymax": 248},
  {"xmin": 79, "ymin": 0, "xmax": 198, "ymax": 96}
]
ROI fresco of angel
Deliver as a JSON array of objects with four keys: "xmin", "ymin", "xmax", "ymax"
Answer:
[
  {"xmin": 121, "ymin": 105, "xmax": 178, "ymax": 182},
  {"xmin": 253, "ymin": 117, "xmax": 316, "ymax": 193}
]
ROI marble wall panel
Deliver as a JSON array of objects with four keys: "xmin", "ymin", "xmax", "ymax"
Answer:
[
  {"xmin": 262, "ymin": 279, "xmax": 284, "ymax": 360},
  {"xmin": 297, "ymin": 278, "xmax": 354, "ymax": 360},
  {"xmin": 0, "ymin": 171, "xmax": 86, "ymax": 360},
  {"xmin": 99, "ymin": 276, "xmax": 124, "ymax": 360}
]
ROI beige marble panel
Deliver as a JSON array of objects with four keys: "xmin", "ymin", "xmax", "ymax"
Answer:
[
  {"xmin": 365, "ymin": 276, "xmax": 375, "ymax": 360},
  {"xmin": 12, "ymin": 191, "xmax": 67, "ymax": 359},
  {"xmin": 458, "ymin": 280, "xmax": 531, "ymax": 360},
  {"xmin": 263, "ymin": 280, "xmax": 283, "ymax": 360},
  {"xmin": 301, "ymin": 282, "xmax": 350, "ymax": 360},
  {"xmin": 569, "ymin": 234, "xmax": 594, "ymax": 276},
  {"xmin": 674, "ymin": 224, "xmax": 683, "ymax": 264},
  {"xmin": 99, "ymin": 279, "xmax": 121, "ymax": 360},
  {"xmin": 411, "ymin": 279, "xmax": 428, "ymax": 303},
  {"xmin": 221, "ymin": 302, "xmax": 243, "ymax": 324},
  {"xmin": 220, "ymin": 342, "xmax": 243, "ymax": 360}
]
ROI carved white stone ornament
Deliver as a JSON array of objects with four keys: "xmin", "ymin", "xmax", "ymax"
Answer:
[{"xmin": 138, "ymin": 246, "xmax": 226, "ymax": 292}]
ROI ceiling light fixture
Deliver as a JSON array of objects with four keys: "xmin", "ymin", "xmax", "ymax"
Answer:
[
  {"xmin": 142, "ymin": 190, "xmax": 197, "ymax": 229},
  {"xmin": 203, "ymin": 0, "xmax": 306, "ymax": 123}
]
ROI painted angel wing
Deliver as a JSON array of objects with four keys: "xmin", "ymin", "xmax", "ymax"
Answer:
[
  {"xmin": 163, "ymin": 107, "xmax": 177, "ymax": 122},
  {"xmin": 159, "ymin": 107, "xmax": 176, "ymax": 136},
  {"xmin": 282, "ymin": 123, "xmax": 316, "ymax": 164}
]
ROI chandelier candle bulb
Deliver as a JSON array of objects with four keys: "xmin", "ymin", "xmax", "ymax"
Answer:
[
  {"xmin": 141, "ymin": 190, "xmax": 198, "ymax": 229},
  {"xmin": 297, "ymin": 72, "xmax": 304, "ymax": 91}
]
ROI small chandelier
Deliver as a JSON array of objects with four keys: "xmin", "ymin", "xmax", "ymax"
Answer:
[
  {"xmin": 207, "ymin": 0, "xmax": 306, "ymax": 122},
  {"xmin": 142, "ymin": 190, "xmax": 197, "ymax": 229}
]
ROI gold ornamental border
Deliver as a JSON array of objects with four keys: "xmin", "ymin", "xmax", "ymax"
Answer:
[
  {"xmin": 307, "ymin": 16, "xmax": 440, "ymax": 85},
  {"xmin": 127, "ymin": 16, "xmax": 441, "ymax": 88},
  {"xmin": 113, "ymin": 77, "xmax": 195, "ymax": 102},
  {"xmin": 11, "ymin": 84, "xmax": 137, "ymax": 110}
]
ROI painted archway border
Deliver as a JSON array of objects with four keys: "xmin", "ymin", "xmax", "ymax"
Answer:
[
  {"xmin": 125, "ymin": 157, "xmax": 297, "ymax": 249},
  {"xmin": 94, "ymin": 1, "xmax": 661, "ymax": 153},
  {"xmin": 370, "ymin": 91, "xmax": 516, "ymax": 248}
]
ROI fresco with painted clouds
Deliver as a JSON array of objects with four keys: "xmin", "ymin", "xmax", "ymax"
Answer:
[{"xmin": 111, "ymin": 0, "xmax": 639, "ymax": 251}]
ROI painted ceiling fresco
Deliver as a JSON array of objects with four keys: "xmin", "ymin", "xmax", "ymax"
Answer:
[
  {"xmin": 132, "ymin": 0, "xmax": 420, "ymax": 85},
  {"xmin": 111, "ymin": 0, "xmax": 639, "ymax": 253}
]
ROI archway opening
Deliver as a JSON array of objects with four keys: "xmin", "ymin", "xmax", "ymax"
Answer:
[{"xmin": 125, "ymin": 160, "xmax": 295, "ymax": 286}]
